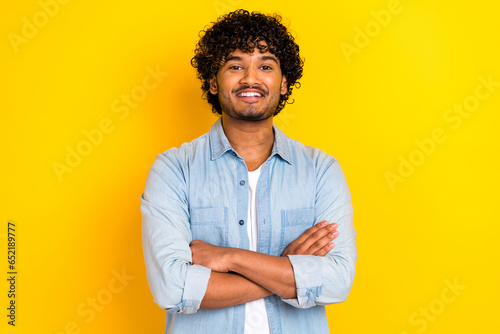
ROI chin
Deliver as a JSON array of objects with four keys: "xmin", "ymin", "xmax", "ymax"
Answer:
[{"xmin": 233, "ymin": 110, "xmax": 273, "ymax": 121}]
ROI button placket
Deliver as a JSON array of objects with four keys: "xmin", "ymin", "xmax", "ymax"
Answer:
[{"xmin": 235, "ymin": 157, "xmax": 250, "ymax": 249}]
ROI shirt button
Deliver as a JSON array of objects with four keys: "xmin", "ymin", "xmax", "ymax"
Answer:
[
  {"xmin": 239, "ymin": 220, "xmax": 244, "ymax": 226},
  {"xmin": 240, "ymin": 180, "xmax": 245, "ymax": 186},
  {"xmin": 232, "ymin": 152, "xmax": 237, "ymax": 156}
]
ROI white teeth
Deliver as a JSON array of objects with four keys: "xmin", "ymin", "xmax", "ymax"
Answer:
[{"xmin": 239, "ymin": 92, "xmax": 262, "ymax": 97}]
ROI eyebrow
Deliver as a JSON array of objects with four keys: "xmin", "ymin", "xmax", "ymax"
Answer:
[{"xmin": 225, "ymin": 55, "xmax": 279, "ymax": 64}]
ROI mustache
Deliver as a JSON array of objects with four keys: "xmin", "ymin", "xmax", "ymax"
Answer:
[{"xmin": 233, "ymin": 85, "xmax": 268, "ymax": 96}]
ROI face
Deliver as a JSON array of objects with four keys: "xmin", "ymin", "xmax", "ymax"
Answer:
[{"xmin": 208, "ymin": 46, "xmax": 288, "ymax": 121}]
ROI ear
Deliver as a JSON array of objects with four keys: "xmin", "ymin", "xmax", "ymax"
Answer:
[
  {"xmin": 208, "ymin": 74, "xmax": 218, "ymax": 94},
  {"xmin": 280, "ymin": 75, "xmax": 288, "ymax": 95}
]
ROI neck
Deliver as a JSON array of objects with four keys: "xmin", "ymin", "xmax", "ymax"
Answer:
[{"xmin": 221, "ymin": 114, "xmax": 275, "ymax": 171}]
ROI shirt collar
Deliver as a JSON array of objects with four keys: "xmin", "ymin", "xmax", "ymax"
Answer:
[{"xmin": 209, "ymin": 117, "xmax": 293, "ymax": 165}]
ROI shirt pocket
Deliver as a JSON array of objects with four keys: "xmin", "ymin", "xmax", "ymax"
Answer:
[
  {"xmin": 279, "ymin": 208, "xmax": 316, "ymax": 255},
  {"xmin": 190, "ymin": 207, "xmax": 228, "ymax": 247}
]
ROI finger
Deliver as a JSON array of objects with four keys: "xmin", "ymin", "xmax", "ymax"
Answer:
[
  {"xmin": 292, "ymin": 220, "xmax": 329, "ymax": 245},
  {"xmin": 300, "ymin": 222, "xmax": 337, "ymax": 250},
  {"xmin": 308, "ymin": 228, "xmax": 339, "ymax": 254},
  {"xmin": 308, "ymin": 229, "xmax": 339, "ymax": 254},
  {"xmin": 314, "ymin": 242, "xmax": 335, "ymax": 256}
]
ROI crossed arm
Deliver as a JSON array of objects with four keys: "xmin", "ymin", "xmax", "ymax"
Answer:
[
  {"xmin": 191, "ymin": 220, "xmax": 339, "ymax": 309},
  {"xmin": 142, "ymin": 154, "xmax": 357, "ymax": 313}
]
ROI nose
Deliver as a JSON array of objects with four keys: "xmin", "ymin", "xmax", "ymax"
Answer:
[{"xmin": 240, "ymin": 66, "xmax": 259, "ymax": 86}]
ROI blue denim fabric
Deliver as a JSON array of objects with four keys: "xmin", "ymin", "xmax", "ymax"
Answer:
[{"xmin": 141, "ymin": 118, "xmax": 357, "ymax": 334}]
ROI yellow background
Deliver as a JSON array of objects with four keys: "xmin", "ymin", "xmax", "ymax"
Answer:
[{"xmin": 1, "ymin": 0, "xmax": 499, "ymax": 333}]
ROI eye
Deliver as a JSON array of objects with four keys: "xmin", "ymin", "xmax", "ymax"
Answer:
[
  {"xmin": 228, "ymin": 65, "xmax": 242, "ymax": 70},
  {"xmin": 261, "ymin": 65, "xmax": 273, "ymax": 70}
]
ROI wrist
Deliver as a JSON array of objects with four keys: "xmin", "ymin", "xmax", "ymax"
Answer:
[{"xmin": 225, "ymin": 247, "xmax": 242, "ymax": 273}]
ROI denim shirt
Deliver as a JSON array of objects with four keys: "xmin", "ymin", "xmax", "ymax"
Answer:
[{"xmin": 141, "ymin": 118, "xmax": 357, "ymax": 334}]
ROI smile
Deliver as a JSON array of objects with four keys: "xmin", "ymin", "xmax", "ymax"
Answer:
[{"xmin": 237, "ymin": 91, "xmax": 263, "ymax": 97}]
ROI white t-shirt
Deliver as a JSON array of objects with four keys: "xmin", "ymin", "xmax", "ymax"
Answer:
[{"xmin": 244, "ymin": 164, "xmax": 271, "ymax": 334}]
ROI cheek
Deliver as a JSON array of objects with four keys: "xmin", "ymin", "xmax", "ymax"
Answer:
[
  {"xmin": 218, "ymin": 88, "xmax": 234, "ymax": 105},
  {"xmin": 268, "ymin": 76, "xmax": 284, "ymax": 91},
  {"xmin": 218, "ymin": 74, "xmax": 238, "ymax": 88},
  {"xmin": 220, "ymin": 89, "xmax": 229, "ymax": 99}
]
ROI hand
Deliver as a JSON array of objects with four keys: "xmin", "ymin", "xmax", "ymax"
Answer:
[
  {"xmin": 190, "ymin": 240, "xmax": 231, "ymax": 272},
  {"xmin": 281, "ymin": 220, "xmax": 339, "ymax": 257}
]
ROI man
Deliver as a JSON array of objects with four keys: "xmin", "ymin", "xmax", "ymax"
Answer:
[{"xmin": 141, "ymin": 9, "xmax": 357, "ymax": 334}]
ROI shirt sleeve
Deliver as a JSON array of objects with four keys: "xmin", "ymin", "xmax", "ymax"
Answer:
[
  {"xmin": 140, "ymin": 152, "xmax": 212, "ymax": 314},
  {"xmin": 281, "ymin": 158, "xmax": 357, "ymax": 308}
]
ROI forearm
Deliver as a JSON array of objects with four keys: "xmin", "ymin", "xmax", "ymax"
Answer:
[
  {"xmin": 227, "ymin": 248, "xmax": 297, "ymax": 299},
  {"xmin": 191, "ymin": 223, "xmax": 338, "ymax": 302},
  {"xmin": 200, "ymin": 271, "xmax": 273, "ymax": 309}
]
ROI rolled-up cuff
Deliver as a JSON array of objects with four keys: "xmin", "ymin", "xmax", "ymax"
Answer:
[
  {"xmin": 281, "ymin": 255, "xmax": 322, "ymax": 308},
  {"xmin": 168, "ymin": 264, "xmax": 211, "ymax": 314}
]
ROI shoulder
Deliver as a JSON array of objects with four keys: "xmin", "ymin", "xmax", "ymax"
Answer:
[
  {"xmin": 285, "ymin": 135, "xmax": 339, "ymax": 172},
  {"xmin": 147, "ymin": 132, "xmax": 210, "ymax": 180},
  {"xmin": 155, "ymin": 132, "xmax": 209, "ymax": 166},
  {"xmin": 285, "ymin": 138, "xmax": 352, "ymax": 206}
]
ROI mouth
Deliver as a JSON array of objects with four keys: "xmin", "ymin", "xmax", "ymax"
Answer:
[{"xmin": 236, "ymin": 89, "xmax": 265, "ymax": 102}]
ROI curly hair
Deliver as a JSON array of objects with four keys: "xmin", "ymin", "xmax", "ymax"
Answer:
[{"xmin": 191, "ymin": 9, "xmax": 304, "ymax": 116}]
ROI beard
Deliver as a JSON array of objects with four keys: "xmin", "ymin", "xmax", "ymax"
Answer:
[{"xmin": 217, "ymin": 86, "xmax": 281, "ymax": 121}]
